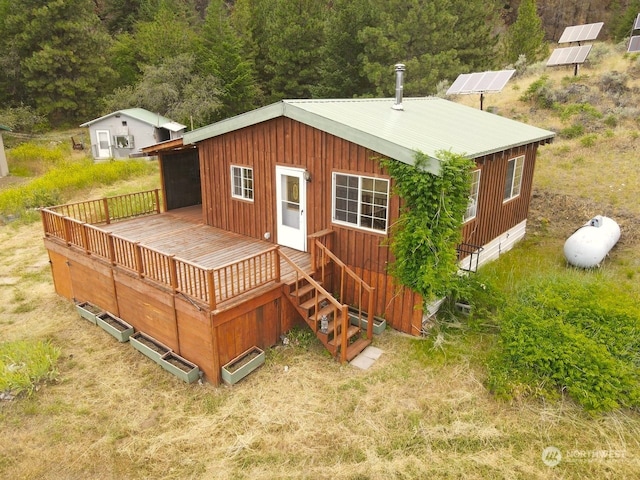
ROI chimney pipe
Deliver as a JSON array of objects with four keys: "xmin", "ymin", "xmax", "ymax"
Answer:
[{"xmin": 392, "ymin": 63, "xmax": 406, "ymax": 111}]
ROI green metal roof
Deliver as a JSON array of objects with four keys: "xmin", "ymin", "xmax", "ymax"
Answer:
[
  {"xmin": 184, "ymin": 98, "xmax": 555, "ymax": 174},
  {"xmin": 80, "ymin": 108, "xmax": 185, "ymax": 129},
  {"xmin": 0, "ymin": 124, "xmax": 11, "ymax": 132}
]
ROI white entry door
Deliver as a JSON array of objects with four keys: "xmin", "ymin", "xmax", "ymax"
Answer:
[
  {"xmin": 275, "ymin": 166, "xmax": 307, "ymax": 251},
  {"xmin": 95, "ymin": 130, "xmax": 111, "ymax": 158}
]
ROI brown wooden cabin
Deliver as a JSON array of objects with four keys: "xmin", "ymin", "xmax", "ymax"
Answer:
[{"xmin": 41, "ymin": 97, "xmax": 554, "ymax": 385}]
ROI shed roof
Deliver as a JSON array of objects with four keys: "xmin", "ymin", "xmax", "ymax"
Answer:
[
  {"xmin": 183, "ymin": 97, "xmax": 555, "ymax": 174},
  {"xmin": 0, "ymin": 124, "xmax": 11, "ymax": 132},
  {"xmin": 80, "ymin": 108, "xmax": 186, "ymax": 130}
]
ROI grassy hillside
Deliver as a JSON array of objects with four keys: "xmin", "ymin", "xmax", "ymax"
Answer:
[{"xmin": 0, "ymin": 43, "xmax": 639, "ymax": 479}]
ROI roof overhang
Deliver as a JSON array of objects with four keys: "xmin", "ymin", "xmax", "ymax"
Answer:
[
  {"xmin": 183, "ymin": 98, "xmax": 555, "ymax": 176},
  {"xmin": 142, "ymin": 137, "xmax": 193, "ymax": 155}
]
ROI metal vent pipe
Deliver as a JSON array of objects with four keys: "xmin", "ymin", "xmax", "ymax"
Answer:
[{"xmin": 392, "ymin": 63, "xmax": 406, "ymax": 110}]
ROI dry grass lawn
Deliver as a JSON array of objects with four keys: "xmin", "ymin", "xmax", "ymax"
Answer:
[{"xmin": 1, "ymin": 44, "xmax": 639, "ymax": 479}]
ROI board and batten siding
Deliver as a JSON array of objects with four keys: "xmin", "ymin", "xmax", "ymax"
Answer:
[
  {"xmin": 461, "ymin": 144, "xmax": 539, "ymax": 249},
  {"xmin": 198, "ymin": 116, "xmax": 423, "ymax": 334}
]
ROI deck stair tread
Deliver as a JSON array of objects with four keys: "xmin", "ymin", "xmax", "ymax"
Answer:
[
  {"xmin": 308, "ymin": 303, "xmax": 337, "ymax": 322},
  {"xmin": 289, "ymin": 282, "xmax": 321, "ymax": 298},
  {"xmin": 345, "ymin": 338, "xmax": 371, "ymax": 361},
  {"xmin": 328, "ymin": 325, "xmax": 360, "ymax": 347}
]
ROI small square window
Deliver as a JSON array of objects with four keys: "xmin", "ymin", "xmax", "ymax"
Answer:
[{"xmin": 231, "ymin": 166, "xmax": 254, "ymax": 201}]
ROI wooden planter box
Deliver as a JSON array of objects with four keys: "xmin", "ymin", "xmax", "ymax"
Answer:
[
  {"xmin": 221, "ymin": 346, "xmax": 265, "ymax": 386},
  {"xmin": 75, "ymin": 301, "xmax": 103, "ymax": 325},
  {"xmin": 129, "ymin": 332, "xmax": 171, "ymax": 363},
  {"xmin": 160, "ymin": 352, "xmax": 200, "ymax": 384},
  {"xmin": 348, "ymin": 309, "xmax": 386, "ymax": 335},
  {"xmin": 96, "ymin": 312, "xmax": 134, "ymax": 343}
]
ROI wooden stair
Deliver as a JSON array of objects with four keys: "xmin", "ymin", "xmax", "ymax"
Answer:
[{"xmin": 284, "ymin": 277, "xmax": 370, "ymax": 362}]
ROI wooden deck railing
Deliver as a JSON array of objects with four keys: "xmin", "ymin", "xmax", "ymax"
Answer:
[
  {"xmin": 311, "ymin": 235, "xmax": 376, "ymax": 342},
  {"xmin": 41, "ymin": 193, "xmax": 282, "ymax": 311},
  {"xmin": 47, "ymin": 189, "xmax": 161, "ymax": 224}
]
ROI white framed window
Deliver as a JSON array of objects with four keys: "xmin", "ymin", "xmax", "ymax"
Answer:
[
  {"xmin": 231, "ymin": 166, "xmax": 254, "ymax": 201},
  {"xmin": 503, "ymin": 155, "xmax": 524, "ymax": 202},
  {"xmin": 113, "ymin": 135, "xmax": 134, "ymax": 149},
  {"xmin": 464, "ymin": 169, "xmax": 481, "ymax": 222},
  {"xmin": 332, "ymin": 172, "xmax": 389, "ymax": 233}
]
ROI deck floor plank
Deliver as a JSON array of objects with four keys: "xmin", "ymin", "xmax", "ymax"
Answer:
[{"xmin": 106, "ymin": 207, "xmax": 312, "ymax": 306}]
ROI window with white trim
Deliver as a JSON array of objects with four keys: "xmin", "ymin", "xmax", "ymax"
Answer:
[
  {"xmin": 332, "ymin": 173, "xmax": 389, "ymax": 233},
  {"xmin": 464, "ymin": 169, "xmax": 481, "ymax": 222},
  {"xmin": 231, "ymin": 166, "xmax": 254, "ymax": 201},
  {"xmin": 503, "ymin": 155, "xmax": 524, "ymax": 202}
]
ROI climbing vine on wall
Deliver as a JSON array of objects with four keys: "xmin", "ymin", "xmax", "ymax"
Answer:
[{"xmin": 381, "ymin": 150, "xmax": 475, "ymax": 300}]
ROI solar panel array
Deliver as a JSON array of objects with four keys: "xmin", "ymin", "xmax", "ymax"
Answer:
[
  {"xmin": 627, "ymin": 14, "xmax": 640, "ymax": 53},
  {"xmin": 446, "ymin": 70, "xmax": 515, "ymax": 95},
  {"xmin": 546, "ymin": 45, "xmax": 592, "ymax": 67},
  {"xmin": 558, "ymin": 22, "xmax": 604, "ymax": 43}
]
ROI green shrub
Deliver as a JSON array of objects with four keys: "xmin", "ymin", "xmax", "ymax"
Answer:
[
  {"xmin": 555, "ymin": 103, "xmax": 602, "ymax": 122},
  {"xmin": 580, "ymin": 134, "xmax": 598, "ymax": 147},
  {"xmin": 0, "ymin": 340, "xmax": 61, "ymax": 397},
  {"xmin": 520, "ymin": 75, "xmax": 555, "ymax": 109},
  {"xmin": 560, "ymin": 124, "xmax": 584, "ymax": 139},
  {"xmin": 0, "ymin": 106, "xmax": 48, "ymax": 133},
  {"xmin": 487, "ymin": 276, "xmax": 640, "ymax": 412},
  {"xmin": 604, "ymin": 115, "xmax": 618, "ymax": 128}
]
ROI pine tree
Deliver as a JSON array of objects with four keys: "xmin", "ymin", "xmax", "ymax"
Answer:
[
  {"xmin": 504, "ymin": 0, "xmax": 548, "ymax": 64},
  {"xmin": 0, "ymin": 0, "xmax": 116, "ymax": 125},
  {"xmin": 312, "ymin": 0, "xmax": 376, "ymax": 98},
  {"xmin": 197, "ymin": 0, "xmax": 260, "ymax": 120}
]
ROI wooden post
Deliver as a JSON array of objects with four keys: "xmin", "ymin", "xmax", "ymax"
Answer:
[
  {"xmin": 154, "ymin": 189, "xmax": 161, "ymax": 214},
  {"xmin": 168, "ymin": 255, "xmax": 178, "ymax": 293},
  {"xmin": 134, "ymin": 242, "xmax": 143, "ymax": 277},
  {"xmin": 274, "ymin": 247, "xmax": 281, "ymax": 283},
  {"xmin": 80, "ymin": 223, "xmax": 90, "ymax": 254},
  {"xmin": 310, "ymin": 238, "xmax": 316, "ymax": 272},
  {"xmin": 107, "ymin": 233, "xmax": 116, "ymax": 265},
  {"xmin": 340, "ymin": 306, "xmax": 349, "ymax": 363},
  {"xmin": 63, "ymin": 218, "xmax": 72, "ymax": 246},
  {"xmin": 367, "ymin": 287, "xmax": 375, "ymax": 340},
  {"xmin": 103, "ymin": 198, "xmax": 110, "ymax": 224},
  {"xmin": 207, "ymin": 269, "xmax": 216, "ymax": 311}
]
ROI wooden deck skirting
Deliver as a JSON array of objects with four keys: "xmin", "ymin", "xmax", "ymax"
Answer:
[{"xmin": 41, "ymin": 195, "xmax": 306, "ymax": 312}]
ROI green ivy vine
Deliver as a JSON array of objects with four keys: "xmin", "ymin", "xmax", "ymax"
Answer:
[{"xmin": 381, "ymin": 150, "xmax": 475, "ymax": 301}]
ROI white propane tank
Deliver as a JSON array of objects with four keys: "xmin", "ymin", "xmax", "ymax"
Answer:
[{"xmin": 563, "ymin": 215, "xmax": 621, "ymax": 268}]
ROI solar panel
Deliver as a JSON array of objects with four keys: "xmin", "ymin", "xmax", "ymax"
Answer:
[
  {"xmin": 446, "ymin": 69, "xmax": 515, "ymax": 95},
  {"xmin": 546, "ymin": 45, "xmax": 592, "ymax": 66},
  {"xmin": 628, "ymin": 35, "xmax": 640, "ymax": 53},
  {"xmin": 558, "ymin": 22, "xmax": 604, "ymax": 43},
  {"xmin": 634, "ymin": 13, "xmax": 640, "ymax": 31}
]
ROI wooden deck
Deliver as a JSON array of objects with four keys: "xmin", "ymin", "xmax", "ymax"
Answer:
[{"xmin": 94, "ymin": 205, "xmax": 311, "ymax": 311}]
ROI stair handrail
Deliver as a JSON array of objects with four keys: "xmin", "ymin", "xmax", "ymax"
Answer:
[
  {"xmin": 278, "ymin": 249, "xmax": 352, "ymax": 361},
  {"xmin": 312, "ymin": 238, "xmax": 376, "ymax": 341},
  {"xmin": 278, "ymin": 249, "xmax": 343, "ymax": 311}
]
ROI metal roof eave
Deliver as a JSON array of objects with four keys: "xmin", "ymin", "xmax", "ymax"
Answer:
[
  {"xmin": 472, "ymin": 134, "xmax": 555, "ymax": 159},
  {"xmin": 184, "ymin": 103, "xmax": 285, "ymax": 145}
]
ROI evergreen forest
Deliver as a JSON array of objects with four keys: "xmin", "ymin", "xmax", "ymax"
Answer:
[{"xmin": 0, "ymin": 0, "xmax": 638, "ymax": 130}]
